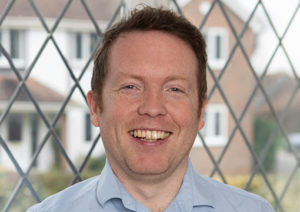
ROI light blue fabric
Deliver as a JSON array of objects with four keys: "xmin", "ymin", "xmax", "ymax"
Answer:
[{"xmin": 27, "ymin": 159, "xmax": 274, "ymax": 212}]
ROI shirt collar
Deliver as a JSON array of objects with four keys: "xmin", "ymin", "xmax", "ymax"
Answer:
[
  {"xmin": 96, "ymin": 160, "xmax": 139, "ymax": 211},
  {"xmin": 96, "ymin": 159, "xmax": 216, "ymax": 210},
  {"xmin": 171, "ymin": 159, "xmax": 215, "ymax": 210}
]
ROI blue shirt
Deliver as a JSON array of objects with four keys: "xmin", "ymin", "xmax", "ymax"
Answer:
[{"xmin": 27, "ymin": 159, "xmax": 274, "ymax": 212}]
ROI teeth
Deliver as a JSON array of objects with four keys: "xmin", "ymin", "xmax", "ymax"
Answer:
[
  {"xmin": 152, "ymin": 131, "xmax": 157, "ymax": 140},
  {"xmin": 130, "ymin": 129, "xmax": 171, "ymax": 141},
  {"xmin": 146, "ymin": 130, "xmax": 152, "ymax": 139}
]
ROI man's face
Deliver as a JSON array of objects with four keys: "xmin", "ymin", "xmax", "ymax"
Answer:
[{"xmin": 88, "ymin": 30, "xmax": 205, "ymax": 180}]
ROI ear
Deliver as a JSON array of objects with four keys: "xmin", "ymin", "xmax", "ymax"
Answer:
[
  {"xmin": 198, "ymin": 98, "xmax": 207, "ymax": 131},
  {"xmin": 87, "ymin": 90, "xmax": 100, "ymax": 127}
]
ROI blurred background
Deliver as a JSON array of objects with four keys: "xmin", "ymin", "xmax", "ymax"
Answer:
[{"xmin": 0, "ymin": 0, "xmax": 299, "ymax": 211}]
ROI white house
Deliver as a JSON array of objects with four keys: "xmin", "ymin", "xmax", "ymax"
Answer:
[{"xmin": 0, "ymin": 75, "xmax": 65, "ymax": 172}]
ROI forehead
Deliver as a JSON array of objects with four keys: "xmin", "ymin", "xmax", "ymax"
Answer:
[{"xmin": 107, "ymin": 30, "xmax": 198, "ymax": 79}]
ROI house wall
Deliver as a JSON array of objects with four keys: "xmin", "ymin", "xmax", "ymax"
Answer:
[
  {"xmin": 27, "ymin": 29, "xmax": 70, "ymax": 95},
  {"xmin": 66, "ymin": 108, "xmax": 104, "ymax": 167},
  {"xmin": 184, "ymin": 0, "xmax": 256, "ymax": 175}
]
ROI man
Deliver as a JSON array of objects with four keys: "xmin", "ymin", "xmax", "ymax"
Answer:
[{"xmin": 28, "ymin": 6, "xmax": 274, "ymax": 212}]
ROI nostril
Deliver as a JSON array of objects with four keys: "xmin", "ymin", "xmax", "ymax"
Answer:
[{"xmin": 137, "ymin": 95, "xmax": 167, "ymax": 117}]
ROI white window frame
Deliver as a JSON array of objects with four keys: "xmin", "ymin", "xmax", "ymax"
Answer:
[
  {"xmin": 194, "ymin": 104, "xmax": 228, "ymax": 147},
  {"xmin": 0, "ymin": 29, "xmax": 26, "ymax": 68},
  {"xmin": 69, "ymin": 31, "xmax": 97, "ymax": 68},
  {"xmin": 204, "ymin": 27, "xmax": 228, "ymax": 70}
]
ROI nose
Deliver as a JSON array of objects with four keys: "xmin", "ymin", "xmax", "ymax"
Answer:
[{"xmin": 138, "ymin": 89, "xmax": 167, "ymax": 117}]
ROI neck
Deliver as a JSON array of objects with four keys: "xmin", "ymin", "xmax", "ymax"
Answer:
[{"xmin": 111, "ymin": 160, "xmax": 188, "ymax": 211}]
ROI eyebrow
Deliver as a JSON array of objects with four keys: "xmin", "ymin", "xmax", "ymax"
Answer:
[
  {"xmin": 117, "ymin": 72, "xmax": 143, "ymax": 81},
  {"xmin": 117, "ymin": 71, "xmax": 188, "ymax": 82},
  {"xmin": 163, "ymin": 75, "xmax": 188, "ymax": 82}
]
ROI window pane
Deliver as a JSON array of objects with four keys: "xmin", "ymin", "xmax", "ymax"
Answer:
[
  {"xmin": 8, "ymin": 114, "xmax": 22, "ymax": 141},
  {"xmin": 85, "ymin": 113, "xmax": 92, "ymax": 141},
  {"xmin": 90, "ymin": 33, "xmax": 98, "ymax": 54},
  {"xmin": 0, "ymin": 32, "xmax": 2, "ymax": 57},
  {"xmin": 215, "ymin": 34, "xmax": 221, "ymax": 59},
  {"xmin": 10, "ymin": 30, "xmax": 20, "ymax": 58},
  {"xmin": 31, "ymin": 114, "xmax": 38, "ymax": 166},
  {"xmin": 76, "ymin": 33, "xmax": 82, "ymax": 59},
  {"xmin": 214, "ymin": 111, "xmax": 220, "ymax": 136}
]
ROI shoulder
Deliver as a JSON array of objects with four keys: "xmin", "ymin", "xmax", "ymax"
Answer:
[
  {"xmin": 193, "ymin": 172, "xmax": 274, "ymax": 211},
  {"xmin": 27, "ymin": 175, "xmax": 100, "ymax": 212}
]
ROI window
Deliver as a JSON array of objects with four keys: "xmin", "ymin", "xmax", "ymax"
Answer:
[
  {"xmin": 31, "ymin": 114, "xmax": 38, "ymax": 166},
  {"xmin": 10, "ymin": 30, "xmax": 21, "ymax": 58},
  {"xmin": 195, "ymin": 104, "xmax": 228, "ymax": 146},
  {"xmin": 0, "ymin": 29, "xmax": 25, "ymax": 67},
  {"xmin": 89, "ymin": 33, "xmax": 98, "ymax": 54},
  {"xmin": 71, "ymin": 32, "xmax": 98, "ymax": 60},
  {"xmin": 8, "ymin": 114, "xmax": 23, "ymax": 142},
  {"xmin": 85, "ymin": 113, "xmax": 92, "ymax": 141},
  {"xmin": 0, "ymin": 29, "xmax": 25, "ymax": 59},
  {"xmin": 203, "ymin": 28, "xmax": 228, "ymax": 69},
  {"xmin": 75, "ymin": 33, "xmax": 82, "ymax": 59}
]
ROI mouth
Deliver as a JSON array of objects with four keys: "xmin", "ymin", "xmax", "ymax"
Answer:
[{"xmin": 129, "ymin": 129, "xmax": 171, "ymax": 142}]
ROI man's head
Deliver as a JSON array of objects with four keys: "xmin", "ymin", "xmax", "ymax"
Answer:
[
  {"xmin": 91, "ymin": 6, "xmax": 207, "ymax": 111},
  {"xmin": 87, "ymin": 6, "xmax": 207, "ymax": 182}
]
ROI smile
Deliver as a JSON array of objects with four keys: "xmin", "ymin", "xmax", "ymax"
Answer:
[{"xmin": 129, "ymin": 129, "xmax": 171, "ymax": 142}]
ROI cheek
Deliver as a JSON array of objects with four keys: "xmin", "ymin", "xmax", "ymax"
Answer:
[
  {"xmin": 170, "ymin": 101, "xmax": 200, "ymax": 128},
  {"xmin": 99, "ymin": 95, "xmax": 136, "ymax": 131}
]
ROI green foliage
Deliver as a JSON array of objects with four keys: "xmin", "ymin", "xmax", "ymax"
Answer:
[
  {"xmin": 80, "ymin": 154, "xmax": 107, "ymax": 180},
  {"xmin": 51, "ymin": 125, "xmax": 63, "ymax": 170},
  {"xmin": 214, "ymin": 175, "xmax": 260, "ymax": 192},
  {"xmin": 38, "ymin": 169, "xmax": 73, "ymax": 195},
  {"xmin": 37, "ymin": 154, "xmax": 107, "ymax": 195},
  {"xmin": 254, "ymin": 116, "xmax": 281, "ymax": 172},
  {"xmin": 85, "ymin": 154, "xmax": 106, "ymax": 171}
]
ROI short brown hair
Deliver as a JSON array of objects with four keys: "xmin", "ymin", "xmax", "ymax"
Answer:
[{"xmin": 92, "ymin": 6, "xmax": 207, "ymax": 110}]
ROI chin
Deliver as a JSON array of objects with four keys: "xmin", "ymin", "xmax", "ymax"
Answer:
[{"xmin": 127, "ymin": 157, "xmax": 171, "ymax": 176}]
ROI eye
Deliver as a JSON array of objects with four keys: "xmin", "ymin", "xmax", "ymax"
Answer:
[
  {"xmin": 123, "ymin": 85, "xmax": 137, "ymax": 89},
  {"xmin": 169, "ymin": 87, "xmax": 182, "ymax": 92}
]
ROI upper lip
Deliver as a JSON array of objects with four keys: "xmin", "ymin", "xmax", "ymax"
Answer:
[{"xmin": 129, "ymin": 128, "xmax": 172, "ymax": 132}]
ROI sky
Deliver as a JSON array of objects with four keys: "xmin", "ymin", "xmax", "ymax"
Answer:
[{"xmin": 242, "ymin": 0, "xmax": 300, "ymax": 76}]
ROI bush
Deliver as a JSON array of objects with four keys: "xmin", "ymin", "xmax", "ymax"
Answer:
[
  {"xmin": 38, "ymin": 169, "xmax": 73, "ymax": 195},
  {"xmin": 254, "ymin": 116, "xmax": 281, "ymax": 172},
  {"xmin": 213, "ymin": 175, "xmax": 260, "ymax": 192},
  {"xmin": 37, "ymin": 154, "xmax": 107, "ymax": 194},
  {"xmin": 85, "ymin": 154, "xmax": 106, "ymax": 172}
]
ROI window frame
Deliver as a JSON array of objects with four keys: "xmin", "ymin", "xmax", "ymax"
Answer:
[
  {"xmin": 203, "ymin": 27, "xmax": 228, "ymax": 70},
  {"xmin": 70, "ymin": 31, "xmax": 98, "ymax": 62},
  {"xmin": 0, "ymin": 29, "xmax": 26, "ymax": 68},
  {"xmin": 194, "ymin": 104, "xmax": 228, "ymax": 147}
]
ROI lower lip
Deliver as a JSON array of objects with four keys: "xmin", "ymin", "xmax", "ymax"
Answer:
[{"xmin": 130, "ymin": 135, "xmax": 169, "ymax": 146}]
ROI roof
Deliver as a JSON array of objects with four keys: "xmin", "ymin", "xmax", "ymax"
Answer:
[
  {"xmin": 179, "ymin": 0, "xmax": 265, "ymax": 33},
  {"xmin": 0, "ymin": 75, "xmax": 65, "ymax": 103},
  {"xmin": 0, "ymin": 0, "xmax": 121, "ymax": 21},
  {"xmin": 254, "ymin": 73, "xmax": 300, "ymax": 113}
]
